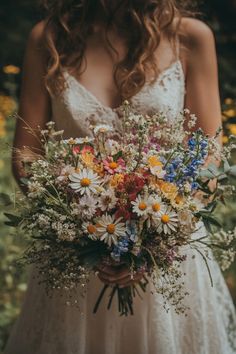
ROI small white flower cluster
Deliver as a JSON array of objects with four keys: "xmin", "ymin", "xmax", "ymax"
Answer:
[
  {"xmin": 28, "ymin": 181, "xmax": 46, "ymax": 199},
  {"xmin": 212, "ymin": 228, "xmax": 236, "ymax": 271},
  {"xmin": 52, "ymin": 220, "xmax": 77, "ymax": 242}
]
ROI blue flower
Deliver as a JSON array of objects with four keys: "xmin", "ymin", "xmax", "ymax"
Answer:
[
  {"xmin": 200, "ymin": 140, "xmax": 208, "ymax": 149},
  {"xmin": 110, "ymin": 237, "xmax": 130, "ymax": 262},
  {"xmin": 191, "ymin": 182, "xmax": 199, "ymax": 190},
  {"xmin": 126, "ymin": 220, "xmax": 138, "ymax": 243},
  {"xmin": 188, "ymin": 138, "xmax": 197, "ymax": 150}
]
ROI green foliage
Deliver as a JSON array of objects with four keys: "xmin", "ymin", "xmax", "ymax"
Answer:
[{"xmin": 0, "ymin": 113, "xmax": 28, "ymax": 352}]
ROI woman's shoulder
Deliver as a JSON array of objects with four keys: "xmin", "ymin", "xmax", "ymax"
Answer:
[
  {"xmin": 179, "ymin": 17, "xmax": 215, "ymax": 51},
  {"xmin": 27, "ymin": 20, "xmax": 48, "ymax": 48}
]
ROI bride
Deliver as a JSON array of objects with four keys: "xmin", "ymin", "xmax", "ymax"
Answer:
[{"xmin": 4, "ymin": 1, "xmax": 236, "ymax": 353}]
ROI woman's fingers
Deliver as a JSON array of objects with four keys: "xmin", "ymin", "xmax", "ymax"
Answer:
[
  {"xmin": 97, "ymin": 268, "xmax": 145, "ymax": 285},
  {"xmin": 95, "ymin": 264, "xmax": 128, "ymax": 277},
  {"xmin": 97, "ymin": 269, "xmax": 130, "ymax": 283}
]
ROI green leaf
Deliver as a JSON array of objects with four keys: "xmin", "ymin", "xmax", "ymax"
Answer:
[
  {"xmin": 0, "ymin": 193, "xmax": 12, "ymax": 206},
  {"xmin": 113, "ymin": 151, "xmax": 123, "ymax": 161},
  {"xmin": 228, "ymin": 165, "xmax": 236, "ymax": 177},
  {"xmin": 19, "ymin": 177, "xmax": 29, "ymax": 185},
  {"xmin": 4, "ymin": 213, "xmax": 22, "ymax": 227},
  {"xmin": 223, "ymin": 159, "xmax": 231, "ymax": 173}
]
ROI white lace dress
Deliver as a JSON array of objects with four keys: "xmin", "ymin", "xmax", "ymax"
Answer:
[{"xmin": 4, "ymin": 60, "xmax": 236, "ymax": 354}]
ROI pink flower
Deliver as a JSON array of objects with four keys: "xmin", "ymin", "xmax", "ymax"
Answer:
[
  {"xmin": 72, "ymin": 145, "xmax": 80, "ymax": 155},
  {"xmin": 103, "ymin": 157, "xmax": 125, "ymax": 174}
]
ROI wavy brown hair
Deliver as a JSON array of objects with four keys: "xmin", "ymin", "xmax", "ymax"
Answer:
[{"xmin": 41, "ymin": 0, "xmax": 195, "ymax": 99}]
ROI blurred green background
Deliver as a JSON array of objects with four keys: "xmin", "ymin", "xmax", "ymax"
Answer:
[{"xmin": 0, "ymin": 0, "xmax": 236, "ymax": 352}]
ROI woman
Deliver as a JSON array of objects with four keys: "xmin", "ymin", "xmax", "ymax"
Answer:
[{"xmin": 4, "ymin": 1, "xmax": 236, "ymax": 353}]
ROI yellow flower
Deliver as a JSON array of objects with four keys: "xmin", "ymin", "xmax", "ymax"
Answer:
[
  {"xmin": 159, "ymin": 181, "xmax": 178, "ymax": 200},
  {"xmin": 0, "ymin": 95, "xmax": 17, "ymax": 117},
  {"xmin": 148, "ymin": 156, "xmax": 163, "ymax": 168},
  {"xmin": 80, "ymin": 152, "xmax": 94, "ymax": 168},
  {"xmin": 224, "ymin": 98, "xmax": 234, "ymax": 105},
  {"xmin": 223, "ymin": 109, "xmax": 236, "ymax": 119},
  {"xmin": 3, "ymin": 65, "xmax": 20, "ymax": 75},
  {"xmin": 222, "ymin": 135, "xmax": 229, "ymax": 145},
  {"xmin": 227, "ymin": 124, "xmax": 236, "ymax": 135},
  {"xmin": 67, "ymin": 138, "xmax": 77, "ymax": 145},
  {"xmin": 93, "ymin": 163, "xmax": 104, "ymax": 176},
  {"xmin": 110, "ymin": 173, "xmax": 124, "ymax": 188},
  {"xmin": 171, "ymin": 194, "xmax": 186, "ymax": 208}
]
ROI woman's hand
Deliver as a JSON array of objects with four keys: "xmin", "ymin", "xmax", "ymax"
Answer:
[{"xmin": 94, "ymin": 262, "xmax": 146, "ymax": 288}]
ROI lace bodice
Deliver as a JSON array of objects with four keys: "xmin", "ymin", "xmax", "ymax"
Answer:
[{"xmin": 50, "ymin": 60, "xmax": 185, "ymax": 138}]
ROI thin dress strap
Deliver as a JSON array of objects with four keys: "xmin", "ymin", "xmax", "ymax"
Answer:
[{"xmin": 175, "ymin": 34, "xmax": 180, "ymax": 60}]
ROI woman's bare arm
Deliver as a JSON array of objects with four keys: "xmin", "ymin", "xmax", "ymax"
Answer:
[
  {"xmin": 12, "ymin": 21, "xmax": 51, "ymax": 193},
  {"xmin": 181, "ymin": 18, "xmax": 222, "ymax": 138}
]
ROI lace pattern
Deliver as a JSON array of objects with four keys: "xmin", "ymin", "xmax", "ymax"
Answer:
[{"xmin": 51, "ymin": 60, "xmax": 186, "ymax": 139}]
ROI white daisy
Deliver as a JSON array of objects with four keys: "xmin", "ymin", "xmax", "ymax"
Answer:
[
  {"xmin": 71, "ymin": 196, "xmax": 98, "ymax": 219},
  {"xmin": 63, "ymin": 137, "xmax": 94, "ymax": 145},
  {"xmin": 148, "ymin": 195, "xmax": 165, "ymax": 216},
  {"xmin": 98, "ymin": 188, "xmax": 118, "ymax": 211},
  {"xmin": 97, "ymin": 214, "xmax": 126, "ymax": 247},
  {"xmin": 155, "ymin": 207, "xmax": 179, "ymax": 235},
  {"xmin": 75, "ymin": 137, "xmax": 94, "ymax": 144},
  {"xmin": 82, "ymin": 222, "xmax": 99, "ymax": 240},
  {"xmin": 69, "ymin": 169, "xmax": 101, "ymax": 195},
  {"xmin": 146, "ymin": 195, "xmax": 166, "ymax": 227},
  {"xmin": 131, "ymin": 195, "xmax": 151, "ymax": 216},
  {"xmin": 150, "ymin": 165, "xmax": 166, "ymax": 178},
  {"xmin": 104, "ymin": 139, "xmax": 120, "ymax": 155},
  {"xmin": 57, "ymin": 165, "xmax": 76, "ymax": 182},
  {"xmin": 94, "ymin": 124, "xmax": 113, "ymax": 134}
]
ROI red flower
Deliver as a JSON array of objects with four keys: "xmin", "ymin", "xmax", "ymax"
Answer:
[
  {"xmin": 115, "ymin": 206, "xmax": 131, "ymax": 221},
  {"xmin": 81, "ymin": 145, "xmax": 94, "ymax": 154},
  {"xmin": 123, "ymin": 174, "xmax": 145, "ymax": 201}
]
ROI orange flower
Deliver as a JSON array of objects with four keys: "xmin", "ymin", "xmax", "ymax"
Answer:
[
  {"xmin": 93, "ymin": 163, "xmax": 105, "ymax": 177},
  {"xmin": 110, "ymin": 173, "xmax": 124, "ymax": 188},
  {"xmin": 159, "ymin": 181, "xmax": 178, "ymax": 200}
]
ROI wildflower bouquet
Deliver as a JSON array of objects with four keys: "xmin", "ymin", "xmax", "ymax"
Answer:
[{"xmin": 3, "ymin": 102, "xmax": 236, "ymax": 316}]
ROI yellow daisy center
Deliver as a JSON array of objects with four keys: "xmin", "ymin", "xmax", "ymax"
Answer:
[
  {"xmin": 139, "ymin": 202, "xmax": 147, "ymax": 210},
  {"xmin": 106, "ymin": 224, "xmax": 116, "ymax": 234},
  {"xmin": 152, "ymin": 203, "xmax": 161, "ymax": 212},
  {"xmin": 68, "ymin": 138, "xmax": 76, "ymax": 145},
  {"xmin": 161, "ymin": 214, "xmax": 170, "ymax": 224},
  {"xmin": 109, "ymin": 161, "xmax": 118, "ymax": 170},
  {"xmin": 81, "ymin": 178, "xmax": 91, "ymax": 187},
  {"xmin": 87, "ymin": 224, "xmax": 96, "ymax": 234}
]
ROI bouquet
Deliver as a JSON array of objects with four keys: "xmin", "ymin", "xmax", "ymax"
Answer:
[{"xmin": 3, "ymin": 102, "xmax": 236, "ymax": 316}]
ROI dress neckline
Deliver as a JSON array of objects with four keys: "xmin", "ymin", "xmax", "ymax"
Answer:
[{"xmin": 63, "ymin": 59, "xmax": 185, "ymax": 112}]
